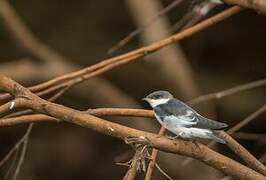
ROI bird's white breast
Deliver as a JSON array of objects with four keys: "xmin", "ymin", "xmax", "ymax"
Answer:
[{"xmin": 149, "ymin": 98, "xmax": 170, "ymax": 107}]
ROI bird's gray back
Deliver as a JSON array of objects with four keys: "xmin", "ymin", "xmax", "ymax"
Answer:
[
  {"xmin": 154, "ymin": 99, "xmax": 190, "ymax": 116},
  {"xmin": 154, "ymin": 98, "xmax": 228, "ymax": 130}
]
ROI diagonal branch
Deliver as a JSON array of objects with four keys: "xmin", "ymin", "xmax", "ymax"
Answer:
[
  {"xmin": 188, "ymin": 78, "xmax": 266, "ymax": 105},
  {"xmin": 145, "ymin": 127, "xmax": 166, "ymax": 180},
  {"xmin": 0, "ymin": 6, "xmax": 242, "ymax": 102},
  {"xmin": 0, "ymin": 76, "xmax": 265, "ymax": 180},
  {"xmin": 218, "ymin": 131, "xmax": 266, "ymax": 175},
  {"xmin": 182, "ymin": 104, "xmax": 266, "ymax": 167}
]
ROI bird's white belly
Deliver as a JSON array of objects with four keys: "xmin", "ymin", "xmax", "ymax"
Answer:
[
  {"xmin": 156, "ymin": 114, "xmax": 197, "ymax": 127},
  {"xmin": 154, "ymin": 114, "xmax": 212, "ymax": 139},
  {"xmin": 170, "ymin": 127, "xmax": 212, "ymax": 139}
]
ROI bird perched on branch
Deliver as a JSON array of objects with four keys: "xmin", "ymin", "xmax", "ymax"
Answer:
[{"xmin": 142, "ymin": 91, "xmax": 228, "ymax": 144}]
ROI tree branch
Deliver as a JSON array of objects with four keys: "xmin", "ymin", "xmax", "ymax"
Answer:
[
  {"xmin": 182, "ymin": 104, "xmax": 266, "ymax": 167},
  {"xmin": 0, "ymin": 6, "xmax": 242, "ymax": 103},
  {"xmin": 145, "ymin": 127, "xmax": 166, "ymax": 180},
  {"xmin": 218, "ymin": 131, "xmax": 266, "ymax": 176},
  {"xmin": 0, "ymin": 76, "xmax": 265, "ymax": 180},
  {"xmin": 188, "ymin": 78, "xmax": 266, "ymax": 105}
]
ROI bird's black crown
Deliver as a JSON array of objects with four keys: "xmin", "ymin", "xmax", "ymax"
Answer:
[{"xmin": 146, "ymin": 90, "xmax": 173, "ymax": 100}]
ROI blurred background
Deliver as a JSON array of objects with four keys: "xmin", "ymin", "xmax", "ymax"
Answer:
[{"xmin": 0, "ymin": 0, "xmax": 265, "ymax": 179}]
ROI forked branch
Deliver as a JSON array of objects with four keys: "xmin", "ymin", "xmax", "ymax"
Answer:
[{"xmin": 0, "ymin": 75, "xmax": 265, "ymax": 180}]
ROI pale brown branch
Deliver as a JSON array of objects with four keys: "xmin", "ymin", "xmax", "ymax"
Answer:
[
  {"xmin": 0, "ymin": 108, "xmax": 153, "ymax": 127},
  {"xmin": 2, "ymin": 106, "xmax": 265, "ymax": 177},
  {"xmin": 0, "ymin": 6, "xmax": 242, "ymax": 103},
  {"xmin": 87, "ymin": 108, "xmax": 154, "ymax": 118},
  {"xmin": 188, "ymin": 78, "xmax": 266, "ymax": 105},
  {"xmin": 218, "ymin": 131, "xmax": 266, "ymax": 176},
  {"xmin": 182, "ymin": 104, "xmax": 266, "ymax": 167},
  {"xmin": 0, "ymin": 103, "xmax": 265, "ymax": 128},
  {"xmin": 0, "ymin": 98, "xmax": 24, "ymax": 116},
  {"xmin": 145, "ymin": 127, "xmax": 166, "ymax": 180},
  {"xmin": 0, "ymin": 0, "xmax": 144, "ymax": 113},
  {"xmin": 0, "ymin": 76, "xmax": 265, "ymax": 180}
]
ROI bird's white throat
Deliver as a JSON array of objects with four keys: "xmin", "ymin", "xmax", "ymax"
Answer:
[{"xmin": 149, "ymin": 98, "xmax": 170, "ymax": 107}]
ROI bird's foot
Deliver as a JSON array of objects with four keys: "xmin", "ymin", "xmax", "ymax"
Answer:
[
  {"xmin": 166, "ymin": 135, "xmax": 179, "ymax": 140},
  {"xmin": 191, "ymin": 139, "xmax": 202, "ymax": 149}
]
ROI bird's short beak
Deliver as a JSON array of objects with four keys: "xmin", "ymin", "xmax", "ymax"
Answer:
[{"xmin": 142, "ymin": 97, "xmax": 149, "ymax": 101}]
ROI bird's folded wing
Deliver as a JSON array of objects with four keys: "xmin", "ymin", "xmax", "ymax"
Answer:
[{"xmin": 192, "ymin": 115, "xmax": 228, "ymax": 130}]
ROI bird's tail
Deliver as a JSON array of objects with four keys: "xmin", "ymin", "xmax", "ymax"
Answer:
[
  {"xmin": 209, "ymin": 131, "xmax": 226, "ymax": 144},
  {"xmin": 198, "ymin": 116, "xmax": 228, "ymax": 130}
]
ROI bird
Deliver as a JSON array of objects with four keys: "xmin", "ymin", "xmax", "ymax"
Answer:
[{"xmin": 142, "ymin": 90, "xmax": 228, "ymax": 144}]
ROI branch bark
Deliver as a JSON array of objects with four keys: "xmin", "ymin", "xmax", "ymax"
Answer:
[
  {"xmin": 0, "ymin": 75, "xmax": 265, "ymax": 180},
  {"xmin": 218, "ymin": 131, "xmax": 266, "ymax": 176}
]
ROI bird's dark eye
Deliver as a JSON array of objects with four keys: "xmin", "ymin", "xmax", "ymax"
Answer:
[{"xmin": 154, "ymin": 95, "xmax": 161, "ymax": 99}]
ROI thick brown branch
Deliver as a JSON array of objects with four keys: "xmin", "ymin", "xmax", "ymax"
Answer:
[
  {"xmin": 2, "ymin": 106, "xmax": 265, "ymax": 176},
  {"xmin": 0, "ymin": 76, "xmax": 265, "ymax": 180}
]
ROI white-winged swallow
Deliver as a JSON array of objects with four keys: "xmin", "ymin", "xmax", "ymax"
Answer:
[{"xmin": 143, "ymin": 90, "xmax": 228, "ymax": 143}]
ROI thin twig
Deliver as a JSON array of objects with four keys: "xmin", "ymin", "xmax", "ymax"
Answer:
[
  {"xmin": 0, "ymin": 0, "xmax": 142, "ymax": 113},
  {"xmin": 4, "ymin": 148, "xmax": 19, "ymax": 179},
  {"xmin": 224, "ymin": 0, "xmax": 266, "ymax": 14},
  {"xmin": 145, "ymin": 127, "xmax": 166, "ymax": 180},
  {"xmin": 172, "ymin": 0, "xmax": 221, "ymax": 32},
  {"xmin": 188, "ymin": 78, "xmax": 266, "ymax": 105},
  {"xmin": 154, "ymin": 162, "xmax": 173, "ymax": 180},
  {"xmin": 227, "ymin": 104, "xmax": 266, "ymax": 134},
  {"xmin": 108, "ymin": 0, "xmax": 184, "ymax": 54},
  {"xmin": 0, "ymin": 123, "xmax": 33, "ymax": 180},
  {"xmin": 11, "ymin": 123, "xmax": 33, "ymax": 180},
  {"xmin": 0, "ymin": 124, "xmax": 32, "ymax": 168},
  {"xmin": 0, "ymin": 6, "xmax": 242, "ymax": 102}
]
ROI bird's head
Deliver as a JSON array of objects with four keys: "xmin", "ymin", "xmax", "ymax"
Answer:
[{"xmin": 142, "ymin": 90, "xmax": 173, "ymax": 107}]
